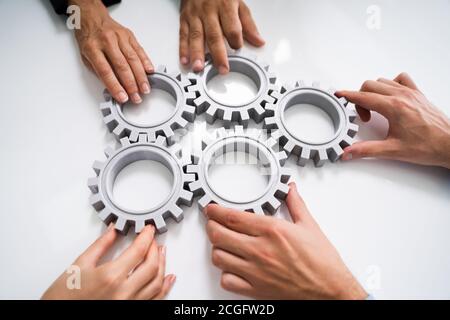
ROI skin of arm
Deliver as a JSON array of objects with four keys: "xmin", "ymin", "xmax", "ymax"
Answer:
[
  {"xmin": 179, "ymin": 0, "xmax": 265, "ymax": 74},
  {"xmin": 69, "ymin": 0, "xmax": 153, "ymax": 104},
  {"xmin": 336, "ymin": 73, "xmax": 450, "ymax": 169},
  {"xmin": 204, "ymin": 183, "xmax": 367, "ymax": 300},
  {"xmin": 42, "ymin": 225, "xmax": 175, "ymax": 299}
]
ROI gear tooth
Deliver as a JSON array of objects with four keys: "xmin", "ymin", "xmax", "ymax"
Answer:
[
  {"xmin": 266, "ymin": 137, "xmax": 278, "ymax": 149},
  {"xmin": 338, "ymin": 97, "xmax": 348, "ymax": 106},
  {"xmin": 103, "ymin": 89, "xmax": 112, "ymax": 101},
  {"xmin": 264, "ymin": 197, "xmax": 281, "ymax": 214},
  {"xmin": 115, "ymin": 217, "xmax": 128, "ymax": 234},
  {"xmin": 163, "ymin": 126, "xmax": 175, "ymax": 143},
  {"xmin": 98, "ymin": 208, "xmax": 115, "ymax": 225},
  {"xmin": 270, "ymin": 129, "xmax": 282, "ymax": 140},
  {"xmin": 185, "ymin": 90, "xmax": 197, "ymax": 101},
  {"xmin": 194, "ymin": 95, "xmax": 208, "ymax": 113},
  {"xmin": 147, "ymin": 131, "xmax": 157, "ymax": 143},
  {"xmin": 263, "ymin": 116, "xmax": 277, "ymax": 129},
  {"xmin": 87, "ymin": 177, "xmax": 99, "ymax": 193},
  {"xmin": 223, "ymin": 109, "xmax": 232, "ymax": 123},
  {"xmin": 89, "ymin": 193, "xmax": 104, "ymax": 211},
  {"xmin": 264, "ymin": 102, "xmax": 277, "ymax": 114},
  {"xmin": 347, "ymin": 108, "xmax": 357, "ymax": 122},
  {"xmin": 239, "ymin": 110, "xmax": 250, "ymax": 126},
  {"xmin": 267, "ymin": 73, "xmax": 277, "ymax": 84},
  {"xmin": 99, "ymin": 102, "xmax": 112, "ymax": 116},
  {"xmin": 277, "ymin": 151, "xmax": 288, "ymax": 166},
  {"xmin": 314, "ymin": 149, "xmax": 328, "ymax": 167},
  {"xmin": 205, "ymin": 105, "xmax": 218, "ymax": 124},
  {"xmin": 187, "ymin": 164, "xmax": 200, "ymax": 174},
  {"xmin": 234, "ymin": 125, "xmax": 245, "ymax": 136},
  {"xmin": 280, "ymin": 168, "xmax": 291, "ymax": 183},
  {"xmin": 340, "ymin": 135, "xmax": 354, "ymax": 149},
  {"xmin": 183, "ymin": 105, "xmax": 196, "ymax": 122},
  {"xmin": 328, "ymin": 87, "xmax": 337, "ymax": 95},
  {"xmin": 198, "ymin": 194, "xmax": 212, "ymax": 212},
  {"xmin": 178, "ymin": 189, "xmax": 193, "ymax": 206},
  {"xmin": 328, "ymin": 145, "xmax": 344, "ymax": 162},
  {"xmin": 92, "ymin": 160, "xmax": 104, "ymax": 175},
  {"xmin": 103, "ymin": 114, "xmax": 118, "ymax": 131},
  {"xmin": 169, "ymin": 205, "xmax": 184, "ymax": 222},
  {"xmin": 169, "ymin": 143, "xmax": 182, "ymax": 157},
  {"xmin": 298, "ymin": 148, "xmax": 310, "ymax": 166},
  {"xmin": 283, "ymin": 140, "xmax": 296, "ymax": 155},
  {"xmin": 156, "ymin": 65, "xmax": 167, "ymax": 73},
  {"xmin": 275, "ymin": 183, "xmax": 290, "ymax": 199},
  {"xmin": 153, "ymin": 215, "xmax": 167, "ymax": 233},
  {"xmin": 129, "ymin": 131, "xmax": 139, "ymax": 143},
  {"xmin": 134, "ymin": 220, "xmax": 146, "ymax": 233},
  {"xmin": 103, "ymin": 146, "xmax": 115, "ymax": 158},
  {"xmin": 113, "ymin": 124, "xmax": 126, "ymax": 138},
  {"xmin": 252, "ymin": 104, "xmax": 266, "ymax": 122},
  {"xmin": 155, "ymin": 135, "xmax": 167, "ymax": 147},
  {"xmin": 347, "ymin": 123, "xmax": 359, "ymax": 138},
  {"xmin": 174, "ymin": 116, "xmax": 188, "ymax": 130},
  {"xmin": 312, "ymin": 81, "xmax": 320, "ymax": 88},
  {"xmin": 217, "ymin": 127, "xmax": 227, "ymax": 138},
  {"xmin": 252, "ymin": 206, "xmax": 265, "ymax": 215},
  {"xmin": 120, "ymin": 137, "xmax": 131, "ymax": 147},
  {"xmin": 270, "ymin": 90, "xmax": 282, "ymax": 100},
  {"xmin": 189, "ymin": 180, "xmax": 204, "ymax": 195},
  {"xmin": 248, "ymin": 128, "xmax": 261, "ymax": 141},
  {"xmin": 137, "ymin": 133, "xmax": 147, "ymax": 143}
]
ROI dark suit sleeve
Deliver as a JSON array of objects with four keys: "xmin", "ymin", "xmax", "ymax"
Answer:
[{"xmin": 49, "ymin": 0, "xmax": 121, "ymax": 15}]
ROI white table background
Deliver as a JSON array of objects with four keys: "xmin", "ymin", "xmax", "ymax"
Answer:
[{"xmin": 1, "ymin": 0, "xmax": 449, "ymax": 299}]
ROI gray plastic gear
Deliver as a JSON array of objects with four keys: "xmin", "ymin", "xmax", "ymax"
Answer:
[
  {"xmin": 187, "ymin": 51, "xmax": 279, "ymax": 128},
  {"xmin": 88, "ymin": 134, "xmax": 195, "ymax": 234},
  {"xmin": 187, "ymin": 126, "xmax": 291, "ymax": 214},
  {"xmin": 264, "ymin": 81, "xmax": 358, "ymax": 167},
  {"xmin": 100, "ymin": 65, "xmax": 197, "ymax": 145}
]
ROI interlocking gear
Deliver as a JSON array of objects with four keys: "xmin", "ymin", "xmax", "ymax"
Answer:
[
  {"xmin": 187, "ymin": 126, "xmax": 291, "ymax": 214},
  {"xmin": 101, "ymin": 65, "xmax": 197, "ymax": 145},
  {"xmin": 88, "ymin": 134, "xmax": 195, "ymax": 234},
  {"xmin": 187, "ymin": 51, "xmax": 279, "ymax": 128},
  {"xmin": 264, "ymin": 81, "xmax": 358, "ymax": 167}
]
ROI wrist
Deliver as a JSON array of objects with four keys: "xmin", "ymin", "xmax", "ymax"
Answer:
[{"xmin": 330, "ymin": 270, "xmax": 367, "ymax": 300}]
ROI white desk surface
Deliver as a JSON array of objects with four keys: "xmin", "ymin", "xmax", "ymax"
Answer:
[{"xmin": 1, "ymin": 0, "xmax": 449, "ymax": 299}]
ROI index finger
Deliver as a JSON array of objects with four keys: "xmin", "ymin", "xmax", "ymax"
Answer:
[
  {"xmin": 336, "ymin": 90, "xmax": 394, "ymax": 119},
  {"xmin": 205, "ymin": 204, "xmax": 271, "ymax": 236},
  {"xmin": 204, "ymin": 16, "xmax": 229, "ymax": 74},
  {"xmin": 113, "ymin": 225, "xmax": 155, "ymax": 275}
]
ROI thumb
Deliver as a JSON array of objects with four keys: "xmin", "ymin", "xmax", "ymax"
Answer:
[
  {"xmin": 342, "ymin": 140, "xmax": 398, "ymax": 161},
  {"xmin": 78, "ymin": 223, "xmax": 118, "ymax": 267},
  {"xmin": 286, "ymin": 182, "xmax": 313, "ymax": 224}
]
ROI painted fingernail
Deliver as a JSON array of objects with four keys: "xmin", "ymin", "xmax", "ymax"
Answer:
[
  {"xmin": 180, "ymin": 56, "xmax": 189, "ymax": 65},
  {"xmin": 192, "ymin": 59, "xmax": 204, "ymax": 72},
  {"xmin": 142, "ymin": 82, "xmax": 150, "ymax": 94},
  {"xmin": 218, "ymin": 65, "xmax": 229, "ymax": 75},
  {"xmin": 342, "ymin": 153, "xmax": 353, "ymax": 161},
  {"xmin": 131, "ymin": 92, "xmax": 142, "ymax": 104},
  {"xmin": 118, "ymin": 91, "xmax": 128, "ymax": 103}
]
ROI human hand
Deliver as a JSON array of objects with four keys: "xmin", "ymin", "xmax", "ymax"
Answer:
[
  {"xmin": 204, "ymin": 183, "xmax": 367, "ymax": 300},
  {"xmin": 41, "ymin": 224, "xmax": 175, "ymax": 300},
  {"xmin": 336, "ymin": 73, "xmax": 450, "ymax": 168},
  {"xmin": 179, "ymin": 0, "xmax": 265, "ymax": 73},
  {"xmin": 71, "ymin": 0, "xmax": 153, "ymax": 104}
]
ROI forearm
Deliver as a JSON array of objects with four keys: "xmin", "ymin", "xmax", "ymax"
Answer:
[{"xmin": 49, "ymin": 0, "xmax": 120, "ymax": 15}]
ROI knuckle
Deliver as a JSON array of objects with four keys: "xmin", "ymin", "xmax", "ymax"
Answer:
[
  {"xmin": 206, "ymin": 31, "xmax": 222, "ymax": 44},
  {"xmin": 102, "ymin": 270, "xmax": 119, "ymax": 287},
  {"xmin": 225, "ymin": 212, "xmax": 238, "ymax": 226},
  {"xmin": 123, "ymin": 50, "xmax": 139, "ymax": 62},
  {"xmin": 100, "ymin": 30, "xmax": 116, "ymax": 43},
  {"xmin": 115, "ymin": 60, "xmax": 130, "ymax": 73},
  {"xmin": 266, "ymin": 221, "xmax": 284, "ymax": 238},
  {"xmin": 361, "ymin": 80, "xmax": 372, "ymax": 91},
  {"xmin": 81, "ymin": 40, "xmax": 96, "ymax": 55},
  {"xmin": 190, "ymin": 29, "xmax": 203, "ymax": 40},
  {"xmin": 97, "ymin": 65, "xmax": 112, "ymax": 79},
  {"xmin": 226, "ymin": 28, "xmax": 242, "ymax": 42}
]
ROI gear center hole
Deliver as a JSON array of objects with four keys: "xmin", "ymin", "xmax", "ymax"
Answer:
[
  {"xmin": 206, "ymin": 140, "xmax": 272, "ymax": 204},
  {"xmin": 121, "ymin": 76, "xmax": 178, "ymax": 127},
  {"xmin": 205, "ymin": 59, "xmax": 262, "ymax": 106},
  {"xmin": 113, "ymin": 160, "xmax": 174, "ymax": 213},
  {"xmin": 283, "ymin": 92, "xmax": 341, "ymax": 144}
]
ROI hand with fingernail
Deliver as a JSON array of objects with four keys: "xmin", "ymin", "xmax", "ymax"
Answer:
[
  {"xmin": 71, "ymin": 0, "xmax": 153, "ymax": 104},
  {"xmin": 204, "ymin": 183, "xmax": 367, "ymax": 300},
  {"xmin": 336, "ymin": 73, "xmax": 450, "ymax": 169},
  {"xmin": 42, "ymin": 225, "xmax": 175, "ymax": 300},
  {"xmin": 179, "ymin": 0, "xmax": 265, "ymax": 74}
]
